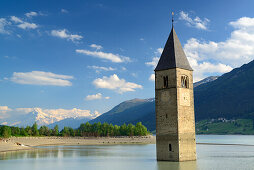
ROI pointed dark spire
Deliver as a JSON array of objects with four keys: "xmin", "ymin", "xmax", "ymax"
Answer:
[{"xmin": 155, "ymin": 27, "xmax": 193, "ymax": 71}]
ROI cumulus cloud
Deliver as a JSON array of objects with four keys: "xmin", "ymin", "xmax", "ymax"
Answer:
[
  {"xmin": 155, "ymin": 48, "xmax": 163, "ymax": 55},
  {"xmin": 90, "ymin": 44, "xmax": 103, "ymax": 50},
  {"xmin": 182, "ymin": 17, "xmax": 254, "ymax": 81},
  {"xmin": 149, "ymin": 74, "xmax": 155, "ymax": 81},
  {"xmin": 146, "ymin": 48, "xmax": 162, "ymax": 81},
  {"xmin": 146, "ymin": 48, "xmax": 162, "ymax": 68},
  {"xmin": 18, "ymin": 22, "xmax": 38, "ymax": 29},
  {"xmin": 25, "ymin": 11, "xmax": 38, "ymax": 18},
  {"xmin": 93, "ymin": 74, "xmax": 142, "ymax": 93},
  {"xmin": 0, "ymin": 106, "xmax": 12, "ymax": 119},
  {"xmin": 87, "ymin": 65, "xmax": 116, "ymax": 73},
  {"xmin": 15, "ymin": 108, "xmax": 34, "ymax": 113},
  {"xmin": 187, "ymin": 57, "xmax": 232, "ymax": 82},
  {"xmin": 10, "ymin": 71, "xmax": 73, "ymax": 86},
  {"xmin": 85, "ymin": 93, "xmax": 110, "ymax": 100},
  {"xmin": 0, "ymin": 18, "xmax": 11, "ymax": 34},
  {"xmin": 10, "ymin": 16, "xmax": 38, "ymax": 29},
  {"xmin": 179, "ymin": 11, "xmax": 210, "ymax": 30},
  {"xmin": 51, "ymin": 29, "xmax": 83, "ymax": 42},
  {"xmin": 10, "ymin": 16, "xmax": 23, "ymax": 23},
  {"xmin": 61, "ymin": 9, "xmax": 69, "ymax": 13},
  {"xmin": 92, "ymin": 110, "xmax": 102, "ymax": 118},
  {"xmin": 85, "ymin": 93, "xmax": 102, "ymax": 100},
  {"xmin": 145, "ymin": 57, "xmax": 159, "ymax": 68},
  {"xmin": 76, "ymin": 49, "xmax": 130, "ymax": 63},
  {"xmin": 0, "ymin": 106, "xmax": 12, "ymax": 113}
]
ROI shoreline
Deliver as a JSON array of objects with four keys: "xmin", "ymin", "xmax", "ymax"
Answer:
[{"xmin": 0, "ymin": 136, "xmax": 156, "ymax": 153}]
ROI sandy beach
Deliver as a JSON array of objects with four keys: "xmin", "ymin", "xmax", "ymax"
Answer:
[{"xmin": 0, "ymin": 136, "xmax": 155, "ymax": 153}]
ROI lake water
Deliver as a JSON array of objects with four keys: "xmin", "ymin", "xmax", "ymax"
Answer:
[{"xmin": 1, "ymin": 135, "xmax": 254, "ymax": 170}]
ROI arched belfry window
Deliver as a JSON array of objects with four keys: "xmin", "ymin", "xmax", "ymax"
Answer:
[
  {"xmin": 163, "ymin": 76, "xmax": 168, "ymax": 88},
  {"xmin": 181, "ymin": 75, "xmax": 189, "ymax": 88}
]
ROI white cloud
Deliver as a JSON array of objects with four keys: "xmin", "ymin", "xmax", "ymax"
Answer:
[
  {"xmin": 131, "ymin": 73, "xmax": 137, "ymax": 77},
  {"xmin": 61, "ymin": 9, "xmax": 69, "ymax": 13},
  {"xmin": 11, "ymin": 16, "xmax": 23, "ymax": 23},
  {"xmin": 85, "ymin": 93, "xmax": 109, "ymax": 101},
  {"xmin": 25, "ymin": 11, "xmax": 38, "ymax": 18},
  {"xmin": 51, "ymin": 29, "xmax": 83, "ymax": 42},
  {"xmin": 155, "ymin": 48, "xmax": 163, "ymax": 54},
  {"xmin": 90, "ymin": 44, "xmax": 103, "ymax": 50},
  {"xmin": 85, "ymin": 93, "xmax": 102, "ymax": 100},
  {"xmin": 15, "ymin": 108, "xmax": 34, "ymax": 113},
  {"xmin": 183, "ymin": 17, "xmax": 254, "ymax": 81},
  {"xmin": 10, "ymin": 16, "xmax": 38, "ymax": 29},
  {"xmin": 92, "ymin": 110, "xmax": 102, "ymax": 118},
  {"xmin": 146, "ymin": 48, "xmax": 162, "ymax": 81},
  {"xmin": 93, "ymin": 74, "xmax": 142, "ymax": 93},
  {"xmin": 149, "ymin": 74, "xmax": 155, "ymax": 81},
  {"xmin": 140, "ymin": 38, "xmax": 144, "ymax": 41},
  {"xmin": 145, "ymin": 57, "xmax": 159, "ymax": 68},
  {"xmin": 229, "ymin": 17, "xmax": 254, "ymax": 28},
  {"xmin": 87, "ymin": 65, "xmax": 116, "ymax": 73},
  {"xmin": 0, "ymin": 106, "xmax": 12, "ymax": 113},
  {"xmin": 179, "ymin": 11, "xmax": 210, "ymax": 30},
  {"xmin": 10, "ymin": 71, "xmax": 73, "ymax": 86},
  {"xmin": 18, "ymin": 22, "xmax": 38, "ymax": 29},
  {"xmin": 187, "ymin": 57, "xmax": 232, "ymax": 81},
  {"xmin": 0, "ymin": 106, "xmax": 12, "ymax": 119},
  {"xmin": 76, "ymin": 49, "xmax": 130, "ymax": 63},
  {"xmin": 0, "ymin": 18, "xmax": 10, "ymax": 34}
]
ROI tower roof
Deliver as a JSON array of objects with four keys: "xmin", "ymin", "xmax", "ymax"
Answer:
[{"xmin": 155, "ymin": 27, "xmax": 193, "ymax": 71}]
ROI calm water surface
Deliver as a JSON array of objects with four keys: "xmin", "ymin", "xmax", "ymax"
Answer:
[{"xmin": 1, "ymin": 135, "xmax": 254, "ymax": 170}]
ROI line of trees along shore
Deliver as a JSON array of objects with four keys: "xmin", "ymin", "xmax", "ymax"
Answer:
[{"xmin": 0, "ymin": 122, "xmax": 149, "ymax": 138}]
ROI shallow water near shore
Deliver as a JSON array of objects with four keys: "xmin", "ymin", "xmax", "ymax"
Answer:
[{"xmin": 1, "ymin": 135, "xmax": 254, "ymax": 170}]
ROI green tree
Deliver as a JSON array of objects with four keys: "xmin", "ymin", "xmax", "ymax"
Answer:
[
  {"xmin": 134, "ymin": 122, "xmax": 148, "ymax": 136},
  {"xmin": 79, "ymin": 123, "xmax": 86, "ymax": 136},
  {"xmin": 61, "ymin": 127, "xmax": 70, "ymax": 137},
  {"xmin": 109, "ymin": 124, "xmax": 114, "ymax": 136},
  {"xmin": 113, "ymin": 125, "xmax": 120, "ymax": 136},
  {"xmin": 53, "ymin": 125, "xmax": 59, "ymax": 136},
  {"xmin": 120, "ymin": 123, "xmax": 127, "ymax": 136},
  {"xmin": 11, "ymin": 127, "xmax": 20, "ymax": 136},
  {"xmin": 69, "ymin": 127, "xmax": 75, "ymax": 137},
  {"xmin": 102, "ymin": 122, "xmax": 109, "ymax": 136},
  {"xmin": 39, "ymin": 126, "xmax": 46, "ymax": 136},
  {"xmin": 2, "ymin": 126, "xmax": 11, "ymax": 138},
  {"xmin": 127, "ymin": 123, "xmax": 135, "ymax": 136},
  {"xmin": 20, "ymin": 127, "xmax": 28, "ymax": 136},
  {"xmin": 32, "ymin": 123, "xmax": 39, "ymax": 136},
  {"xmin": 25, "ymin": 126, "xmax": 32, "ymax": 136},
  {"xmin": 97, "ymin": 122, "xmax": 102, "ymax": 136}
]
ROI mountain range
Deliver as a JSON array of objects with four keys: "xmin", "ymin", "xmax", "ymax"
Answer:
[
  {"xmin": 0, "ymin": 108, "xmax": 94, "ymax": 128},
  {"xmin": 89, "ymin": 60, "xmax": 254, "ymax": 131},
  {"xmin": 88, "ymin": 75, "xmax": 219, "ymax": 130},
  {"xmin": 2, "ymin": 60, "xmax": 254, "ymax": 131}
]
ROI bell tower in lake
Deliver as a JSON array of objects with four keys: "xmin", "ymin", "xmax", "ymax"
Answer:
[{"xmin": 155, "ymin": 20, "xmax": 196, "ymax": 161}]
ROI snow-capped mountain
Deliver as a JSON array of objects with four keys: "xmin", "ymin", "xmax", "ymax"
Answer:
[{"xmin": 0, "ymin": 107, "xmax": 100, "ymax": 127}]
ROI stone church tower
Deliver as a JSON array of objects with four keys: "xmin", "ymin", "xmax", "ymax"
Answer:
[{"xmin": 155, "ymin": 26, "xmax": 196, "ymax": 161}]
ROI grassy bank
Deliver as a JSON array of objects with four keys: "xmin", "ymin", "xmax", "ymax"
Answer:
[{"xmin": 196, "ymin": 119, "xmax": 254, "ymax": 135}]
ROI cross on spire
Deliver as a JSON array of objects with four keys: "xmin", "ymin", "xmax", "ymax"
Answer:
[{"xmin": 172, "ymin": 12, "xmax": 174, "ymax": 27}]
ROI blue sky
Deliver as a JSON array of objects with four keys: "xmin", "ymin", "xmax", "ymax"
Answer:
[{"xmin": 1, "ymin": 0, "xmax": 254, "ymax": 117}]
